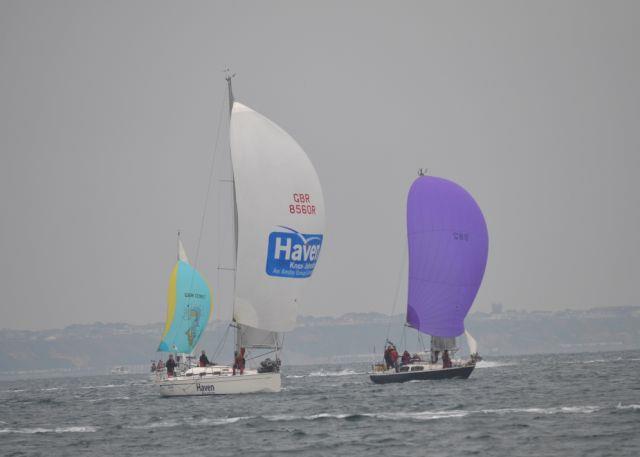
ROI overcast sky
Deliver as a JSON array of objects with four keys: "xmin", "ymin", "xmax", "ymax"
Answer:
[{"xmin": 1, "ymin": 1, "xmax": 639, "ymax": 330}]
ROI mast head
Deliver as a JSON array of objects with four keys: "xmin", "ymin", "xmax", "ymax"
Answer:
[{"xmin": 223, "ymin": 68, "xmax": 236, "ymax": 112}]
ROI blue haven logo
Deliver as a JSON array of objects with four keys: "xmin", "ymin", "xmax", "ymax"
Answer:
[{"xmin": 266, "ymin": 226, "xmax": 323, "ymax": 278}]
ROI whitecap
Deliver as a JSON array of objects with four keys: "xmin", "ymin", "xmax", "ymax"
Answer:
[
  {"xmin": 474, "ymin": 360, "xmax": 513, "ymax": 369},
  {"xmin": 285, "ymin": 375, "xmax": 304, "ymax": 379},
  {"xmin": 0, "ymin": 426, "xmax": 97, "ymax": 434},
  {"xmin": 305, "ymin": 413, "xmax": 352, "ymax": 420},
  {"xmin": 308, "ymin": 369, "xmax": 363, "ymax": 377},
  {"xmin": 481, "ymin": 406, "xmax": 599, "ymax": 415},
  {"xmin": 80, "ymin": 384, "xmax": 119, "ymax": 389},
  {"xmin": 616, "ymin": 403, "xmax": 640, "ymax": 410},
  {"xmin": 127, "ymin": 420, "xmax": 180, "ymax": 430},
  {"xmin": 370, "ymin": 410, "xmax": 469, "ymax": 421},
  {"xmin": 40, "ymin": 387, "xmax": 64, "ymax": 391},
  {"xmin": 264, "ymin": 414, "xmax": 299, "ymax": 421},
  {"xmin": 197, "ymin": 416, "xmax": 251, "ymax": 425}
]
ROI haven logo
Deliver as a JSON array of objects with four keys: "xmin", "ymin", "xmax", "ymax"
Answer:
[{"xmin": 266, "ymin": 226, "xmax": 323, "ymax": 278}]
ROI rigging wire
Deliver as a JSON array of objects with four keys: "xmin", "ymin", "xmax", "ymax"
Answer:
[
  {"xmin": 384, "ymin": 242, "xmax": 408, "ymax": 344},
  {"xmin": 193, "ymin": 87, "xmax": 228, "ymax": 273},
  {"xmin": 183, "ymin": 86, "xmax": 228, "ymax": 356}
]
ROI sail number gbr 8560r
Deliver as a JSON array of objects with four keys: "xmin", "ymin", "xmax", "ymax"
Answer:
[{"xmin": 289, "ymin": 193, "xmax": 317, "ymax": 215}]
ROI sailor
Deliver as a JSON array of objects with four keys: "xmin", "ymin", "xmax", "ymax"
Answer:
[
  {"xmin": 157, "ymin": 359, "xmax": 164, "ymax": 370},
  {"xmin": 150, "ymin": 361, "xmax": 157, "ymax": 372},
  {"xmin": 401, "ymin": 350, "xmax": 411, "ymax": 365},
  {"xmin": 166, "ymin": 354, "xmax": 177, "ymax": 377},
  {"xmin": 383, "ymin": 347, "xmax": 392, "ymax": 369},
  {"xmin": 389, "ymin": 346, "xmax": 399, "ymax": 372},
  {"xmin": 233, "ymin": 350, "xmax": 245, "ymax": 375},
  {"xmin": 442, "ymin": 350, "xmax": 452, "ymax": 369},
  {"xmin": 239, "ymin": 347, "xmax": 246, "ymax": 374},
  {"xmin": 199, "ymin": 350, "xmax": 210, "ymax": 367}
]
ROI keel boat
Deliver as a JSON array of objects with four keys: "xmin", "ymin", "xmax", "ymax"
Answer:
[
  {"xmin": 370, "ymin": 171, "xmax": 488, "ymax": 384},
  {"xmin": 156, "ymin": 73, "xmax": 325, "ymax": 396}
]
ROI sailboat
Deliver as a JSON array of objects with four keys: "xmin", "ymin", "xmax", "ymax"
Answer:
[
  {"xmin": 370, "ymin": 171, "xmax": 488, "ymax": 384},
  {"xmin": 156, "ymin": 74, "xmax": 325, "ymax": 396}
]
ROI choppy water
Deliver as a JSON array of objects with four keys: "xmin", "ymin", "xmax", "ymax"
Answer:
[{"xmin": 1, "ymin": 350, "xmax": 639, "ymax": 456}]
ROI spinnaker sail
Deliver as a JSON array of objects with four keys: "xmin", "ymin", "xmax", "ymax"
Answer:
[
  {"xmin": 406, "ymin": 175, "xmax": 488, "ymax": 338},
  {"xmin": 158, "ymin": 241, "xmax": 212, "ymax": 353},
  {"xmin": 229, "ymin": 102, "xmax": 325, "ymax": 334}
]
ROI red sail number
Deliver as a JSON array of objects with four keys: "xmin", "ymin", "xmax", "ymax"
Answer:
[{"xmin": 289, "ymin": 193, "xmax": 316, "ymax": 215}]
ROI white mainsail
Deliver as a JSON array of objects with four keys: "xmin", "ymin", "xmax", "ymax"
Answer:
[
  {"xmin": 177, "ymin": 238, "xmax": 189, "ymax": 263},
  {"xmin": 229, "ymin": 101, "xmax": 325, "ymax": 338},
  {"xmin": 465, "ymin": 330, "xmax": 478, "ymax": 355}
]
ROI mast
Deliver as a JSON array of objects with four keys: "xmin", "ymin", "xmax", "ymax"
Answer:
[{"xmin": 224, "ymin": 70, "xmax": 241, "ymax": 356}]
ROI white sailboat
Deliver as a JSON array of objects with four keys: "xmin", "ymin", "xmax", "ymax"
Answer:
[{"xmin": 156, "ymin": 73, "xmax": 325, "ymax": 396}]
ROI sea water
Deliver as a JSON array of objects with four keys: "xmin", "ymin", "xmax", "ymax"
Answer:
[{"xmin": 1, "ymin": 350, "xmax": 639, "ymax": 456}]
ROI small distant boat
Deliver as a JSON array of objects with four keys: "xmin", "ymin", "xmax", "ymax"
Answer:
[
  {"xmin": 110, "ymin": 366, "xmax": 129, "ymax": 375},
  {"xmin": 155, "ymin": 73, "xmax": 325, "ymax": 396},
  {"xmin": 370, "ymin": 171, "xmax": 488, "ymax": 384}
]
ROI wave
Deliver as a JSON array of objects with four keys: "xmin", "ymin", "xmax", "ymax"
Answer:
[
  {"xmin": 308, "ymin": 369, "xmax": 363, "ymax": 377},
  {"xmin": 264, "ymin": 410, "xmax": 467, "ymax": 422},
  {"xmin": 0, "ymin": 426, "xmax": 97, "ymax": 434},
  {"xmin": 263, "ymin": 404, "xmax": 603, "ymax": 423},
  {"xmin": 616, "ymin": 403, "xmax": 640, "ymax": 410},
  {"xmin": 285, "ymin": 375, "xmax": 305, "ymax": 379},
  {"xmin": 80, "ymin": 384, "xmax": 119, "ymax": 389},
  {"xmin": 480, "ymin": 406, "xmax": 599, "ymax": 415},
  {"xmin": 127, "ymin": 420, "xmax": 181, "ymax": 430},
  {"xmin": 197, "ymin": 416, "xmax": 251, "ymax": 425},
  {"xmin": 129, "ymin": 416, "xmax": 253, "ymax": 430},
  {"xmin": 123, "ymin": 403, "xmax": 612, "ymax": 429},
  {"xmin": 474, "ymin": 360, "xmax": 513, "ymax": 369},
  {"xmin": 40, "ymin": 387, "xmax": 64, "ymax": 391},
  {"xmin": 369, "ymin": 410, "xmax": 469, "ymax": 421}
]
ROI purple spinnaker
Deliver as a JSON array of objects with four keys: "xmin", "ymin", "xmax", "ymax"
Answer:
[{"xmin": 406, "ymin": 176, "xmax": 488, "ymax": 337}]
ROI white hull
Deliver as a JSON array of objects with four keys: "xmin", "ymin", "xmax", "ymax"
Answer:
[{"xmin": 156, "ymin": 366, "xmax": 281, "ymax": 396}]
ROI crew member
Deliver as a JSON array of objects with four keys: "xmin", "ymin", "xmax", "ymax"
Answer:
[
  {"xmin": 233, "ymin": 348, "xmax": 246, "ymax": 375},
  {"xmin": 442, "ymin": 350, "xmax": 452, "ymax": 369},
  {"xmin": 199, "ymin": 350, "xmax": 210, "ymax": 367},
  {"xmin": 389, "ymin": 346, "xmax": 399, "ymax": 372},
  {"xmin": 166, "ymin": 354, "xmax": 177, "ymax": 377},
  {"xmin": 401, "ymin": 350, "xmax": 411, "ymax": 365}
]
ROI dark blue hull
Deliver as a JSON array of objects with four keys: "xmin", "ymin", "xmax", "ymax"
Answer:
[{"xmin": 369, "ymin": 365, "xmax": 475, "ymax": 384}]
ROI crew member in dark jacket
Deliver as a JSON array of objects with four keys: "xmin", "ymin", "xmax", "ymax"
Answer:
[
  {"xmin": 166, "ymin": 354, "xmax": 177, "ymax": 377},
  {"xmin": 442, "ymin": 350, "xmax": 452, "ymax": 369},
  {"xmin": 199, "ymin": 350, "xmax": 210, "ymax": 367}
]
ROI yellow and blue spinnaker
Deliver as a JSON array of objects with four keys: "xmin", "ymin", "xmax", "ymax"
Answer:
[{"xmin": 158, "ymin": 260, "xmax": 212, "ymax": 353}]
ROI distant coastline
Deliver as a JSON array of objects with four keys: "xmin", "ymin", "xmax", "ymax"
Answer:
[{"xmin": 1, "ymin": 306, "xmax": 638, "ymax": 377}]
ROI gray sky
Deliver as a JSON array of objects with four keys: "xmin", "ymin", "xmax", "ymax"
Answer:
[{"xmin": 1, "ymin": 1, "xmax": 639, "ymax": 330}]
